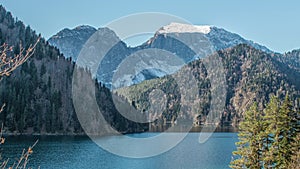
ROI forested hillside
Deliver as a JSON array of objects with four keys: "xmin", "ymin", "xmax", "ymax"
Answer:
[
  {"xmin": 0, "ymin": 6, "xmax": 145, "ymax": 135},
  {"xmin": 117, "ymin": 45, "xmax": 300, "ymax": 127}
]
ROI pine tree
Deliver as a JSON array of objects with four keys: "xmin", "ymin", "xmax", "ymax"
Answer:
[
  {"xmin": 265, "ymin": 94, "xmax": 294, "ymax": 168},
  {"xmin": 40, "ymin": 63, "xmax": 46, "ymax": 77},
  {"xmin": 231, "ymin": 95, "xmax": 300, "ymax": 168},
  {"xmin": 277, "ymin": 94, "xmax": 293, "ymax": 167},
  {"xmin": 262, "ymin": 96, "xmax": 280, "ymax": 168},
  {"xmin": 288, "ymin": 132, "xmax": 300, "ymax": 168},
  {"xmin": 230, "ymin": 103, "xmax": 264, "ymax": 169}
]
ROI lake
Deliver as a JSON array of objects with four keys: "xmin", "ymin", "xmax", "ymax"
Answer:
[{"xmin": 2, "ymin": 132, "xmax": 238, "ymax": 169}]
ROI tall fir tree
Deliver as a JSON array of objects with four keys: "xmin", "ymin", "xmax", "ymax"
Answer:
[
  {"xmin": 262, "ymin": 96, "xmax": 280, "ymax": 168},
  {"xmin": 230, "ymin": 103, "xmax": 264, "ymax": 169},
  {"xmin": 265, "ymin": 94, "xmax": 294, "ymax": 168},
  {"xmin": 231, "ymin": 95, "xmax": 300, "ymax": 169}
]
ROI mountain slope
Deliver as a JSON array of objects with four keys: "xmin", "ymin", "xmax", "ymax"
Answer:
[
  {"xmin": 0, "ymin": 6, "xmax": 145, "ymax": 135},
  {"xmin": 117, "ymin": 44, "xmax": 300, "ymax": 128}
]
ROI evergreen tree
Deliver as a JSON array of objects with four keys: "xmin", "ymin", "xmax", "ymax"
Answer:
[
  {"xmin": 265, "ymin": 94, "xmax": 294, "ymax": 168},
  {"xmin": 276, "ymin": 94, "xmax": 293, "ymax": 167},
  {"xmin": 231, "ymin": 95, "xmax": 300, "ymax": 169},
  {"xmin": 40, "ymin": 63, "xmax": 46, "ymax": 77},
  {"xmin": 230, "ymin": 103, "xmax": 264, "ymax": 169},
  {"xmin": 288, "ymin": 132, "xmax": 300, "ymax": 168},
  {"xmin": 262, "ymin": 96, "xmax": 280, "ymax": 168}
]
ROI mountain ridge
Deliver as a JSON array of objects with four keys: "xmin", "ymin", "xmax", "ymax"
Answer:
[{"xmin": 48, "ymin": 23, "xmax": 274, "ymax": 88}]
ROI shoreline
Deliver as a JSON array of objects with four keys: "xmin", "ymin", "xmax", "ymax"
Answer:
[{"xmin": 2, "ymin": 126, "xmax": 238, "ymax": 137}]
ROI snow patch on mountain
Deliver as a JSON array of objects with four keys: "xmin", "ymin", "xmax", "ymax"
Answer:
[
  {"xmin": 155, "ymin": 22, "xmax": 272, "ymax": 54},
  {"xmin": 158, "ymin": 22, "xmax": 211, "ymax": 34}
]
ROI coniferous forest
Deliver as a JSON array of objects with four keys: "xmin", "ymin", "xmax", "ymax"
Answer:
[{"xmin": 0, "ymin": 6, "xmax": 145, "ymax": 135}]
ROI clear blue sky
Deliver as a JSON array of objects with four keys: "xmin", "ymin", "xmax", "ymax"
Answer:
[{"xmin": 1, "ymin": 0, "xmax": 299, "ymax": 53}]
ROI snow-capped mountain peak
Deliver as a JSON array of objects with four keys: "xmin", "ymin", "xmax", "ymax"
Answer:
[{"xmin": 157, "ymin": 22, "xmax": 211, "ymax": 34}]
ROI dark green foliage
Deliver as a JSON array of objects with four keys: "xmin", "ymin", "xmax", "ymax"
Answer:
[
  {"xmin": 0, "ymin": 5, "xmax": 145, "ymax": 135},
  {"xmin": 94, "ymin": 81, "xmax": 146, "ymax": 133},
  {"xmin": 51, "ymin": 90, "xmax": 62, "ymax": 112},
  {"xmin": 40, "ymin": 63, "xmax": 46, "ymax": 77}
]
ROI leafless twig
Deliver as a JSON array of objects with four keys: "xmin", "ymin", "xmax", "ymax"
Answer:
[{"xmin": 0, "ymin": 37, "xmax": 40, "ymax": 79}]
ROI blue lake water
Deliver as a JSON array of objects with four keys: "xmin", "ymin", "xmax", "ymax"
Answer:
[{"xmin": 2, "ymin": 132, "xmax": 238, "ymax": 169}]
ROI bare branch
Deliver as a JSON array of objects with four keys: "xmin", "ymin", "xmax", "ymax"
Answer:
[
  {"xmin": 0, "ymin": 37, "xmax": 40, "ymax": 169},
  {"xmin": 0, "ymin": 104, "xmax": 5, "ymax": 113},
  {"xmin": 0, "ymin": 37, "xmax": 40, "ymax": 79},
  {"xmin": 14, "ymin": 140, "xmax": 39, "ymax": 169}
]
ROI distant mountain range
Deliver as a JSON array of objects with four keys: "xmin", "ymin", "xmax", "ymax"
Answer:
[
  {"xmin": 48, "ymin": 23, "xmax": 272, "ymax": 88},
  {"xmin": 49, "ymin": 22, "xmax": 272, "ymax": 61}
]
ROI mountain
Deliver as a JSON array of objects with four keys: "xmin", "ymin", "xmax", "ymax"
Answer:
[
  {"xmin": 48, "ymin": 25, "xmax": 97, "ymax": 60},
  {"xmin": 49, "ymin": 26, "xmax": 134, "ymax": 88},
  {"xmin": 116, "ymin": 44, "xmax": 300, "ymax": 128},
  {"xmin": 0, "ymin": 6, "xmax": 146, "ymax": 135},
  {"xmin": 145, "ymin": 22, "xmax": 271, "ymax": 53},
  {"xmin": 48, "ymin": 23, "xmax": 272, "ymax": 88}
]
